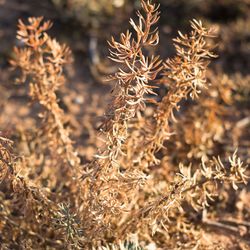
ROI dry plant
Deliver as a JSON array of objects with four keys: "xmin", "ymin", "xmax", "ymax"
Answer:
[
  {"xmin": 122, "ymin": 19, "xmax": 217, "ymax": 171},
  {"xmin": 0, "ymin": 0, "xmax": 249, "ymax": 249},
  {"xmin": 167, "ymin": 72, "xmax": 233, "ymax": 163},
  {"xmin": 0, "ymin": 135, "xmax": 61, "ymax": 248},
  {"xmin": 80, "ymin": 0, "xmax": 162, "ymax": 241},
  {"xmin": 10, "ymin": 17, "xmax": 81, "ymax": 195},
  {"xmin": 5, "ymin": 17, "xmax": 83, "ymax": 248},
  {"xmin": 135, "ymin": 151, "xmax": 247, "ymax": 229},
  {"xmin": 10, "ymin": 17, "xmax": 79, "ymax": 167}
]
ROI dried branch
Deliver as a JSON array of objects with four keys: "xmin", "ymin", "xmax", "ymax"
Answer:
[
  {"xmin": 10, "ymin": 17, "xmax": 80, "ymax": 169},
  {"xmin": 81, "ymin": 0, "xmax": 162, "ymax": 240}
]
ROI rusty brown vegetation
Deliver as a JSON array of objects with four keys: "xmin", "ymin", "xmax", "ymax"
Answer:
[{"xmin": 0, "ymin": 0, "xmax": 249, "ymax": 249}]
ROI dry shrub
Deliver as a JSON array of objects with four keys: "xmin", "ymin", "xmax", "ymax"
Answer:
[{"xmin": 0, "ymin": 0, "xmax": 249, "ymax": 249}]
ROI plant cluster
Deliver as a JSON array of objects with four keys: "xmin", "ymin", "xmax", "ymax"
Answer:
[{"xmin": 0, "ymin": 0, "xmax": 249, "ymax": 249}]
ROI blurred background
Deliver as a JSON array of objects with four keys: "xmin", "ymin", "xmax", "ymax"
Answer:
[{"xmin": 1, "ymin": 0, "xmax": 249, "ymax": 72}]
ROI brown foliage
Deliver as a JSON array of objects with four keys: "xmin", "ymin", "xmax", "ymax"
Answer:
[{"xmin": 0, "ymin": 1, "xmax": 249, "ymax": 249}]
